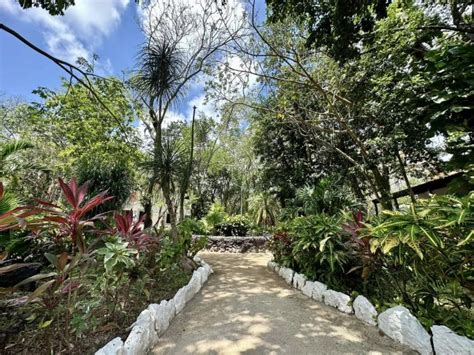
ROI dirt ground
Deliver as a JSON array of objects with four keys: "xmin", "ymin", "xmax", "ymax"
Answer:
[{"xmin": 151, "ymin": 252, "xmax": 414, "ymax": 355}]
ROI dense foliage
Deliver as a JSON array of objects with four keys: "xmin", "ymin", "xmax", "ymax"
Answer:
[
  {"xmin": 0, "ymin": 179, "xmax": 202, "ymax": 353},
  {"xmin": 2, "ymin": 0, "xmax": 473, "ymax": 350},
  {"xmin": 269, "ymin": 193, "xmax": 474, "ymax": 337}
]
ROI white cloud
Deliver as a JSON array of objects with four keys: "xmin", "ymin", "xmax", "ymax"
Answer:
[
  {"xmin": 189, "ymin": 94, "xmax": 219, "ymax": 120},
  {"xmin": 1, "ymin": 0, "xmax": 130, "ymax": 63},
  {"xmin": 163, "ymin": 110, "xmax": 187, "ymax": 128}
]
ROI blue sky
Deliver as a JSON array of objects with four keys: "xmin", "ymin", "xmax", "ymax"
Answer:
[
  {"xmin": 1, "ymin": 1, "xmax": 140, "ymax": 98},
  {"xmin": 0, "ymin": 0, "xmax": 261, "ymax": 122}
]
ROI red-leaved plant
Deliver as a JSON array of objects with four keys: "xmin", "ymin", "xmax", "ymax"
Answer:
[
  {"xmin": 110, "ymin": 211, "xmax": 154, "ymax": 251},
  {"xmin": 343, "ymin": 211, "xmax": 374, "ymax": 282},
  {"xmin": 30, "ymin": 178, "xmax": 113, "ymax": 254}
]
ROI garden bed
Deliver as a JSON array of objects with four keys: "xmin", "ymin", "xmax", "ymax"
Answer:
[
  {"xmin": 95, "ymin": 256, "xmax": 213, "ymax": 354},
  {"xmin": 0, "ymin": 266, "xmax": 191, "ymax": 354}
]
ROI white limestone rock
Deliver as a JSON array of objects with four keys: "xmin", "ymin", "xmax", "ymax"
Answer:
[
  {"xmin": 202, "ymin": 262, "xmax": 213, "ymax": 276},
  {"xmin": 432, "ymin": 325, "xmax": 474, "ymax": 355},
  {"xmin": 185, "ymin": 271, "xmax": 202, "ymax": 302},
  {"xmin": 267, "ymin": 260, "xmax": 277, "ymax": 271},
  {"xmin": 133, "ymin": 309, "xmax": 159, "ymax": 348},
  {"xmin": 134, "ymin": 309, "xmax": 154, "ymax": 327},
  {"xmin": 147, "ymin": 304, "xmax": 162, "ymax": 333},
  {"xmin": 193, "ymin": 255, "xmax": 203, "ymax": 264},
  {"xmin": 274, "ymin": 264, "xmax": 280, "ymax": 273},
  {"xmin": 292, "ymin": 273, "xmax": 307, "ymax": 290},
  {"xmin": 123, "ymin": 325, "xmax": 150, "ymax": 355},
  {"xmin": 378, "ymin": 305, "xmax": 432, "ymax": 355},
  {"xmin": 95, "ymin": 337, "xmax": 123, "ymax": 355},
  {"xmin": 312, "ymin": 281, "xmax": 327, "ymax": 302},
  {"xmin": 278, "ymin": 267, "xmax": 294, "ymax": 285},
  {"xmin": 173, "ymin": 286, "xmax": 188, "ymax": 314},
  {"xmin": 147, "ymin": 301, "xmax": 175, "ymax": 335},
  {"xmin": 159, "ymin": 299, "xmax": 176, "ymax": 325},
  {"xmin": 301, "ymin": 281, "xmax": 314, "ymax": 298},
  {"xmin": 323, "ymin": 289, "xmax": 353, "ymax": 314},
  {"xmin": 197, "ymin": 266, "xmax": 208, "ymax": 285},
  {"xmin": 353, "ymin": 295, "xmax": 378, "ymax": 326}
]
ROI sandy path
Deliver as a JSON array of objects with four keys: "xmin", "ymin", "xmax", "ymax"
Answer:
[{"xmin": 151, "ymin": 252, "xmax": 413, "ymax": 355}]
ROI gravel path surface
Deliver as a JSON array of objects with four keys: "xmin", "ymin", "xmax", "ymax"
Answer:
[{"xmin": 151, "ymin": 252, "xmax": 413, "ymax": 355}]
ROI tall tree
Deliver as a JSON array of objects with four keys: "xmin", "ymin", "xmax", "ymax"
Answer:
[{"xmin": 133, "ymin": 0, "xmax": 245, "ymax": 238}]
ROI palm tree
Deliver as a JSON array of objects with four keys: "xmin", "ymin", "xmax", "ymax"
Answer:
[
  {"xmin": 133, "ymin": 39, "xmax": 185, "ymax": 237},
  {"xmin": 248, "ymin": 193, "xmax": 280, "ymax": 227},
  {"xmin": 0, "ymin": 139, "xmax": 34, "ymax": 180},
  {"xmin": 0, "ymin": 181, "xmax": 17, "ymax": 215}
]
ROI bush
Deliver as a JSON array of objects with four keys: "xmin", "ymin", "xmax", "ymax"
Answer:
[
  {"xmin": 268, "ymin": 193, "xmax": 474, "ymax": 337},
  {"xmin": 216, "ymin": 215, "xmax": 250, "ymax": 236},
  {"xmin": 76, "ymin": 156, "xmax": 134, "ymax": 214},
  {"xmin": 204, "ymin": 202, "xmax": 228, "ymax": 234},
  {"xmin": 180, "ymin": 217, "xmax": 207, "ymax": 235},
  {"xmin": 290, "ymin": 213, "xmax": 349, "ymax": 284},
  {"xmin": 294, "ymin": 178, "xmax": 358, "ymax": 216},
  {"xmin": 267, "ymin": 227, "xmax": 295, "ymax": 268}
]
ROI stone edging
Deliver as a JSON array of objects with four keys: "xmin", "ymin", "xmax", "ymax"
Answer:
[
  {"xmin": 95, "ymin": 256, "xmax": 214, "ymax": 355},
  {"xmin": 267, "ymin": 261, "xmax": 474, "ymax": 355}
]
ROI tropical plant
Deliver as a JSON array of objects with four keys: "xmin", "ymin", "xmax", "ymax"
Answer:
[
  {"xmin": 216, "ymin": 215, "xmax": 250, "ymax": 236},
  {"xmin": 267, "ymin": 228, "xmax": 294, "ymax": 268},
  {"xmin": 15, "ymin": 250, "xmax": 85, "ymax": 343},
  {"xmin": 295, "ymin": 178, "xmax": 357, "ymax": 216},
  {"xmin": 204, "ymin": 202, "xmax": 228, "ymax": 234},
  {"xmin": 365, "ymin": 193, "xmax": 473, "ymax": 259},
  {"xmin": 0, "ymin": 181, "xmax": 17, "ymax": 216},
  {"xmin": 0, "ymin": 181, "xmax": 30, "ymax": 233},
  {"xmin": 248, "ymin": 193, "xmax": 280, "ymax": 227},
  {"xmin": 29, "ymin": 178, "xmax": 113, "ymax": 254},
  {"xmin": 76, "ymin": 156, "xmax": 135, "ymax": 214},
  {"xmin": 291, "ymin": 213, "xmax": 349, "ymax": 284},
  {"xmin": 109, "ymin": 211, "xmax": 155, "ymax": 251},
  {"xmin": 97, "ymin": 238, "xmax": 137, "ymax": 274},
  {"xmin": 0, "ymin": 140, "xmax": 33, "ymax": 176}
]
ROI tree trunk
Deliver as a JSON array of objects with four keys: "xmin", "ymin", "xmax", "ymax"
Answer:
[
  {"xmin": 143, "ymin": 199, "xmax": 153, "ymax": 228},
  {"xmin": 179, "ymin": 106, "xmax": 196, "ymax": 221},
  {"xmin": 396, "ymin": 150, "xmax": 416, "ymax": 204},
  {"xmin": 370, "ymin": 166, "xmax": 393, "ymax": 210},
  {"xmin": 164, "ymin": 189, "xmax": 178, "ymax": 242},
  {"xmin": 349, "ymin": 175, "xmax": 365, "ymax": 204}
]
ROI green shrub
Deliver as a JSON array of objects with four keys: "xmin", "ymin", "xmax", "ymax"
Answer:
[
  {"xmin": 159, "ymin": 219, "xmax": 210, "ymax": 269},
  {"xmin": 204, "ymin": 202, "xmax": 228, "ymax": 234},
  {"xmin": 216, "ymin": 214, "xmax": 250, "ymax": 236},
  {"xmin": 267, "ymin": 227, "xmax": 295, "ymax": 268},
  {"xmin": 290, "ymin": 213, "xmax": 349, "ymax": 284},
  {"xmin": 248, "ymin": 193, "xmax": 280, "ymax": 226},
  {"xmin": 180, "ymin": 217, "xmax": 207, "ymax": 235},
  {"xmin": 76, "ymin": 156, "xmax": 134, "ymax": 214},
  {"xmin": 294, "ymin": 178, "xmax": 358, "ymax": 215},
  {"xmin": 362, "ymin": 193, "xmax": 474, "ymax": 336},
  {"xmin": 271, "ymin": 193, "xmax": 474, "ymax": 338}
]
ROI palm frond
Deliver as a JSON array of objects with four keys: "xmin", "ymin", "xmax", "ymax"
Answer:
[
  {"xmin": 0, "ymin": 140, "xmax": 34, "ymax": 161},
  {"xmin": 133, "ymin": 39, "xmax": 185, "ymax": 104}
]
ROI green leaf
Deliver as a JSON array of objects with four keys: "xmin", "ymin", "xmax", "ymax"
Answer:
[
  {"xmin": 39, "ymin": 319, "xmax": 53, "ymax": 328},
  {"xmin": 15, "ymin": 272, "xmax": 56, "ymax": 287},
  {"xmin": 28, "ymin": 279, "xmax": 55, "ymax": 302}
]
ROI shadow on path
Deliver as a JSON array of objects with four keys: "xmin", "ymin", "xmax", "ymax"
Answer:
[{"xmin": 151, "ymin": 253, "xmax": 413, "ymax": 355}]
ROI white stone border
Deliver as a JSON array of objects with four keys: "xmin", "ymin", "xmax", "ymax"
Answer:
[
  {"xmin": 95, "ymin": 256, "xmax": 214, "ymax": 355},
  {"xmin": 267, "ymin": 260, "xmax": 474, "ymax": 355}
]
